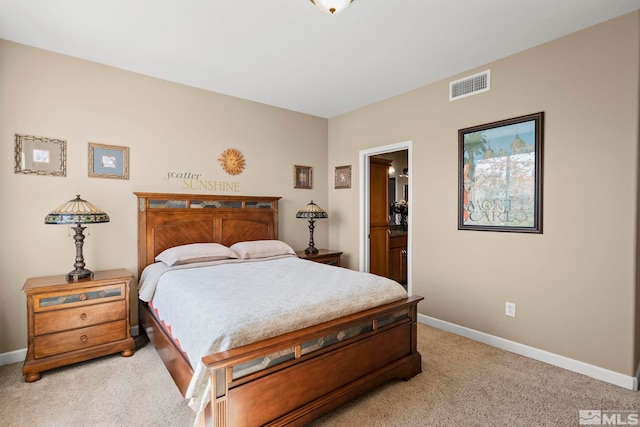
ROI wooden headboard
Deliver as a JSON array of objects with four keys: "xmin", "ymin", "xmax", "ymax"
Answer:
[{"xmin": 134, "ymin": 192, "xmax": 281, "ymax": 277}]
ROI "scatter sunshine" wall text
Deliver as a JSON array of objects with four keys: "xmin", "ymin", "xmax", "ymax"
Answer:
[{"xmin": 164, "ymin": 171, "xmax": 240, "ymax": 192}]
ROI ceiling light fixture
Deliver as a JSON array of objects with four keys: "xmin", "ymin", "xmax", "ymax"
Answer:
[{"xmin": 310, "ymin": 0, "xmax": 353, "ymax": 15}]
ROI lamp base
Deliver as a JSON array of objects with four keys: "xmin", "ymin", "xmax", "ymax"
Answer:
[
  {"xmin": 67, "ymin": 268, "xmax": 93, "ymax": 281},
  {"xmin": 304, "ymin": 246, "xmax": 319, "ymax": 254}
]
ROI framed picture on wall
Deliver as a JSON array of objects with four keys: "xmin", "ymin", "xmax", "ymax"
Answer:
[
  {"xmin": 294, "ymin": 165, "xmax": 312, "ymax": 189},
  {"xmin": 88, "ymin": 142, "xmax": 129, "ymax": 179},
  {"xmin": 14, "ymin": 134, "xmax": 67, "ymax": 177},
  {"xmin": 334, "ymin": 165, "xmax": 352, "ymax": 189},
  {"xmin": 458, "ymin": 112, "xmax": 544, "ymax": 233}
]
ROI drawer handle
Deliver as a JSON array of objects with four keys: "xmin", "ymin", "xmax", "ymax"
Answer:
[
  {"xmin": 80, "ymin": 335, "xmax": 88, "ymax": 343},
  {"xmin": 80, "ymin": 313, "xmax": 87, "ymax": 320},
  {"xmin": 79, "ymin": 293, "xmax": 87, "ymax": 301}
]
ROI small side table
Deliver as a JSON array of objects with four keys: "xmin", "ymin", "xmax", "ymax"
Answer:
[
  {"xmin": 22, "ymin": 268, "xmax": 135, "ymax": 382},
  {"xmin": 295, "ymin": 249, "xmax": 343, "ymax": 267}
]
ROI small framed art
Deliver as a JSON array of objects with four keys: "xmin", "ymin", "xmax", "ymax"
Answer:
[
  {"xmin": 294, "ymin": 165, "xmax": 312, "ymax": 189},
  {"xmin": 458, "ymin": 112, "xmax": 544, "ymax": 233},
  {"xmin": 89, "ymin": 142, "xmax": 129, "ymax": 179},
  {"xmin": 14, "ymin": 134, "xmax": 67, "ymax": 177},
  {"xmin": 335, "ymin": 165, "xmax": 352, "ymax": 189}
]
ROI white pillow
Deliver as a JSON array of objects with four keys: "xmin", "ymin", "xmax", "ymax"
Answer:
[
  {"xmin": 155, "ymin": 243, "xmax": 238, "ymax": 266},
  {"xmin": 230, "ymin": 240, "xmax": 296, "ymax": 259}
]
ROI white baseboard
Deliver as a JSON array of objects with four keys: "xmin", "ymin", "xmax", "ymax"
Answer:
[
  {"xmin": 0, "ymin": 326, "xmax": 141, "ymax": 367},
  {"xmin": 418, "ymin": 314, "xmax": 639, "ymax": 391},
  {"xmin": 0, "ymin": 348, "xmax": 27, "ymax": 366}
]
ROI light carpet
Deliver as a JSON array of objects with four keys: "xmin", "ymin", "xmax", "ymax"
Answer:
[{"xmin": 1, "ymin": 324, "xmax": 638, "ymax": 426}]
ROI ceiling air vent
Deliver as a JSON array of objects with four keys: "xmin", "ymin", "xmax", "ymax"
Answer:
[{"xmin": 449, "ymin": 70, "xmax": 490, "ymax": 101}]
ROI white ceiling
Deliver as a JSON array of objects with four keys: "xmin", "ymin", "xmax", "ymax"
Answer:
[{"xmin": 1, "ymin": 0, "xmax": 639, "ymax": 118}]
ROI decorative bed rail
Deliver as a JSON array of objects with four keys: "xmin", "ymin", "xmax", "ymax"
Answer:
[{"xmin": 203, "ymin": 296, "xmax": 423, "ymax": 427}]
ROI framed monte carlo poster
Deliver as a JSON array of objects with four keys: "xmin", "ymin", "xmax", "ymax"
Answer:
[{"xmin": 458, "ymin": 112, "xmax": 544, "ymax": 233}]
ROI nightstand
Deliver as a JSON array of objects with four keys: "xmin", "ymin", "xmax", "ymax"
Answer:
[
  {"xmin": 295, "ymin": 249, "xmax": 343, "ymax": 267},
  {"xmin": 22, "ymin": 268, "xmax": 135, "ymax": 382}
]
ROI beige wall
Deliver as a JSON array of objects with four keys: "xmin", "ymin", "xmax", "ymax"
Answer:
[
  {"xmin": 0, "ymin": 40, "xmax": 329, "ymax": 353},
  {"xmin": 328, "ymin": 12, "xmax": 640, "ymax": 376}
]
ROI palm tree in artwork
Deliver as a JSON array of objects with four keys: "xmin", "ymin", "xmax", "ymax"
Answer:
[
  {"xmin": 463, "ymin": 132, "xmax": 488, "ymax": 180},
  {"xmin": 462, "ymin": 132, "xmax": 488, "ymax": 221}
]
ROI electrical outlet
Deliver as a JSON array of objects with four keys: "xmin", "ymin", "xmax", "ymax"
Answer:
[{"xmin": 505, "ymin": 302, "xmax": 516, "ymax": 317}]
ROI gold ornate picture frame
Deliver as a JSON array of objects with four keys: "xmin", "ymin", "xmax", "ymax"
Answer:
[
  {"xmin": 293, "ymin": 165, "xmax": 312, "ymax": 189},
  {"xmin": 89, "ymin": 142, "xmax": 129, "ymax": 179},
  {"xmin": 14, "ymin": 134, "xmax": 67, "ymax": 177},
  {"xmin": 335, "ymin": 165, "xmax": 352, "ymax": 189}
]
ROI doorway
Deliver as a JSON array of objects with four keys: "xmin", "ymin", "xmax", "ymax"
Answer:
[{"xmin": 359, "ymin": 140, "xmax": 413, "ymax": 294}]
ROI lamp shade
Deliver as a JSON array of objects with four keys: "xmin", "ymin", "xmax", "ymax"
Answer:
[
  {"xmin": 310, "ymin": 0, "xmax": 353, "ymax": 15},
  {"xmin": 296, "ymin": 200, "xmax": 328, "ymax": 219},
  {"xmin": 45, "ymin": 195, "xmax": 110, "ymax": 225}
]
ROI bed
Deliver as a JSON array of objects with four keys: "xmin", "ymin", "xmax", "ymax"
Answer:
[{"xmin": 135, "ymin": 192, "xmax": 423, "ymax": 427}]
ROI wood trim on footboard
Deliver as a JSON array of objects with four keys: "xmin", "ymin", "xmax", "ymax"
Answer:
[{"xmin": 202, "ymin": 295, "xmax": 423, "ymax": 427}]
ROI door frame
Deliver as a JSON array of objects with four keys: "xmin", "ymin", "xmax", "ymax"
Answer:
[{"xmin": 359, "ymin": 140, "xmax": 413, "ymax": 294}]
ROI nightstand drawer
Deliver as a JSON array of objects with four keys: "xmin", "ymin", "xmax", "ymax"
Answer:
[
  {"xmin": 33, "ymin": 283, "xmax": 126, "ymax": 312},
  {"xmin": 33, "ymin": 320, "xmax": 128, "ymax": 359},
  {"xmin": 34, "ymin": 300, "xmax": 127, "ymax": 335}
]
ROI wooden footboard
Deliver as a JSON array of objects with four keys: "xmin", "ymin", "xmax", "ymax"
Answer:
[
  {"xmin": 140, "ymin": 296, "xmax": 422, "ymax": 426},
  {"xmin": 202, "ymin": 295, "xmax": 423, "ymax": 427}
]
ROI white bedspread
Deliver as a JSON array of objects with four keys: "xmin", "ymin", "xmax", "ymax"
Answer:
[{"xmin": 140, "ymin": 255, "xmax": 408, "ymax": 422}]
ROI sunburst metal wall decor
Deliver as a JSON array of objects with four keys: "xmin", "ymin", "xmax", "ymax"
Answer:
[{"xmin": 218, "ymin": 148, "xmax": 245, "ymax": 175}]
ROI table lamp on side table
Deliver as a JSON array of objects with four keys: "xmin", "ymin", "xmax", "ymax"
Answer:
[
  {"xmin": 296, "ymin": 200, "xmax": 328, "ymax": 254},
  {"xmin": 44, "ymin": 195, "xmax": 110, "ymax": 281}
]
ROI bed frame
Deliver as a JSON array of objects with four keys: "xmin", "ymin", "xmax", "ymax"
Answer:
[{"xmin": 135, "ymin": 192, "xmax": 423, "ymax": 427}]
